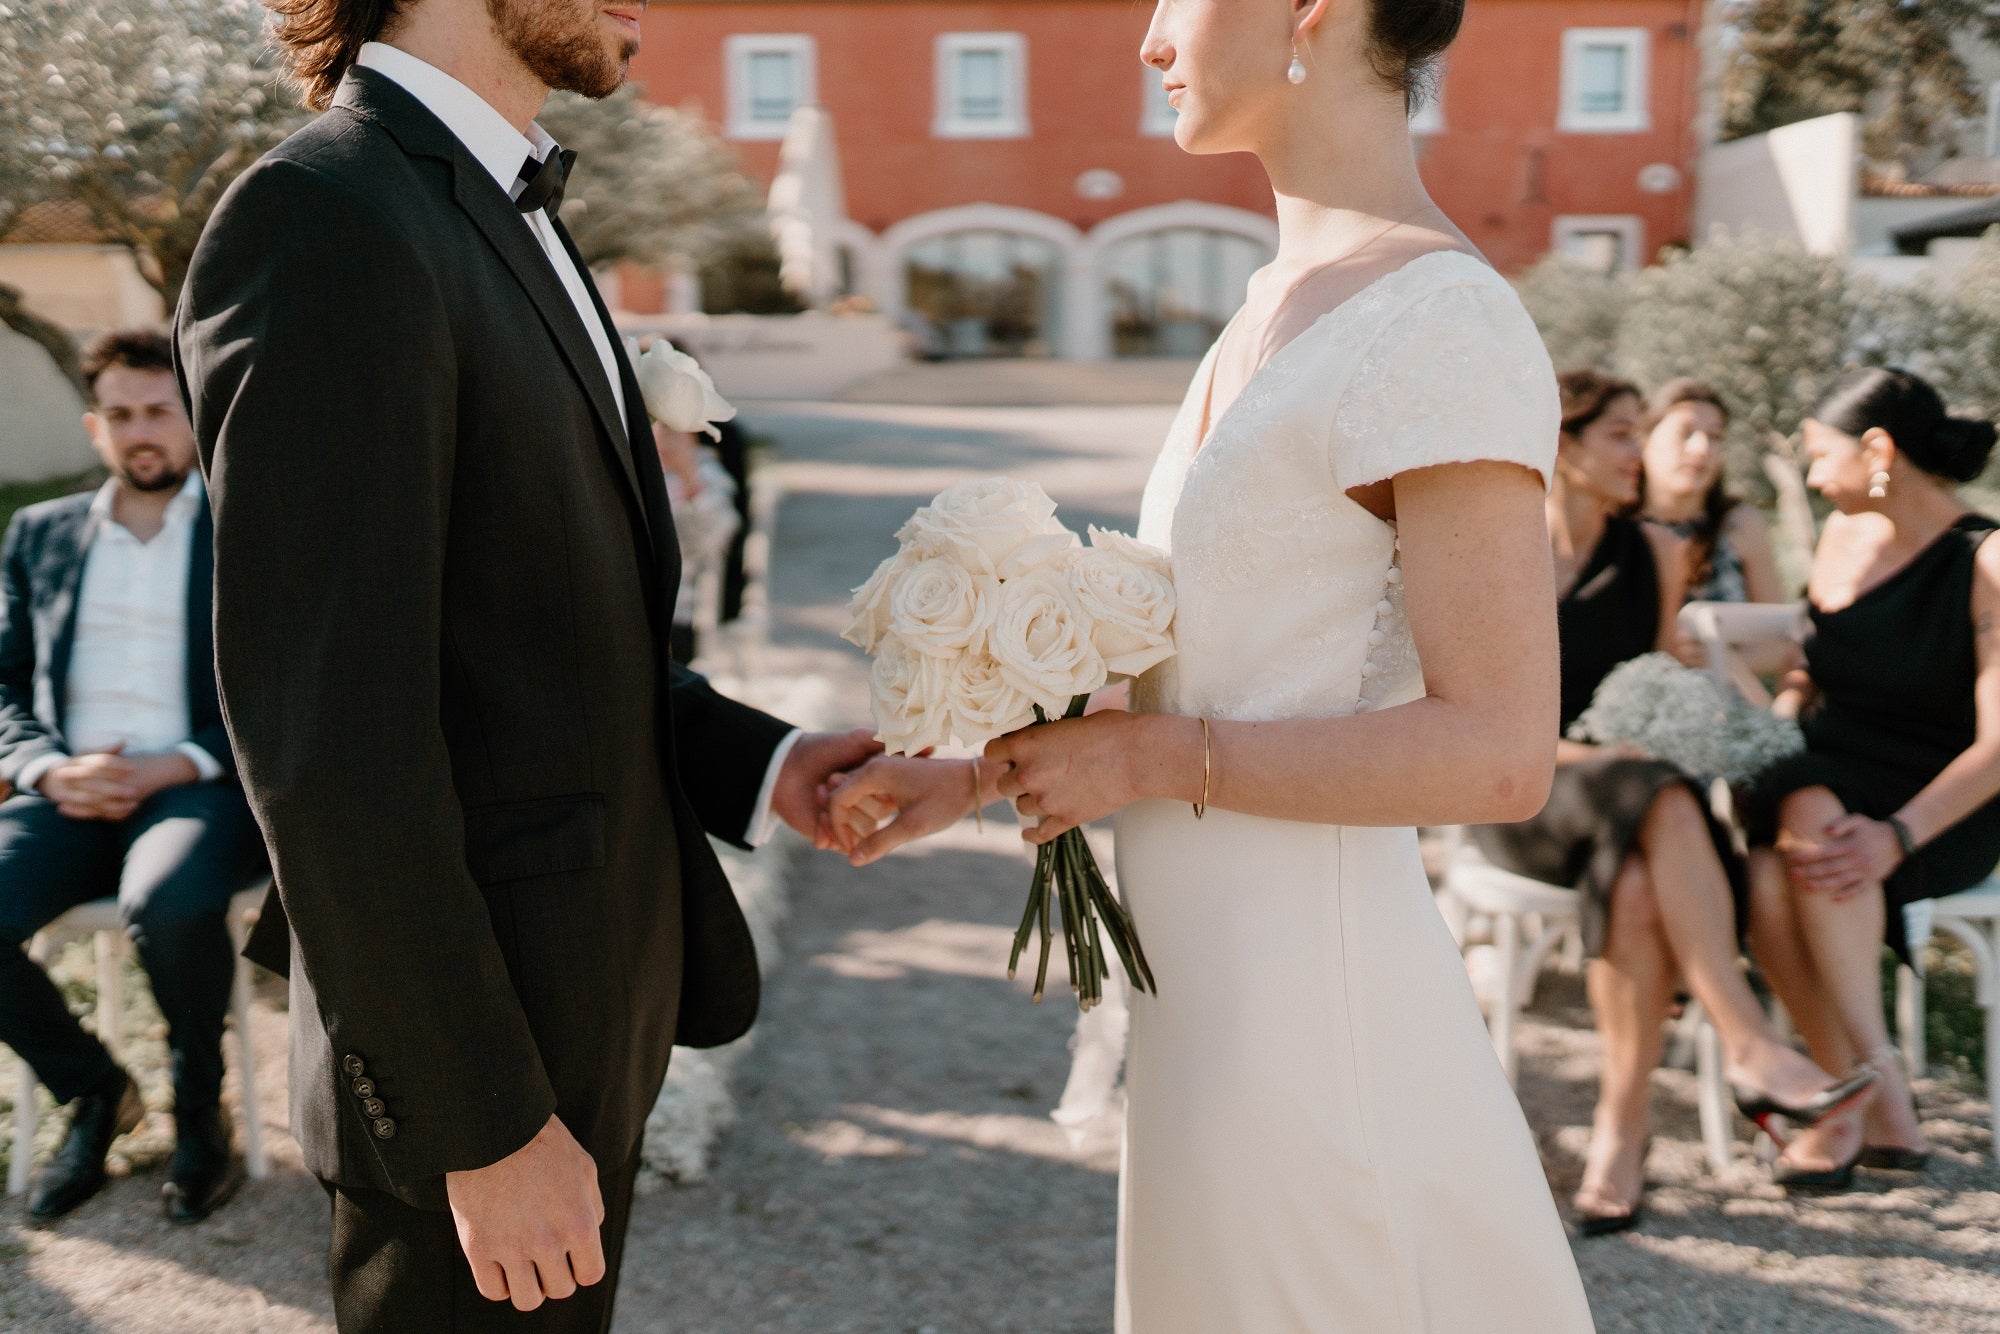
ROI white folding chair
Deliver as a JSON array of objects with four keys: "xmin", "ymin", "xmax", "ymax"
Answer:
[
  {"xmin": 7, "ymin": 881, "xmax": 271, "ymax": 1196},
  {"xmin": 1437, "ymin": 830, "xmax": 1739, "ymax": 1172}
]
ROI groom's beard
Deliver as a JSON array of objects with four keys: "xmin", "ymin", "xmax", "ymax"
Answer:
[{"xmin": 488, "ymin": 0, "xmax": 634, "ymax": 99}]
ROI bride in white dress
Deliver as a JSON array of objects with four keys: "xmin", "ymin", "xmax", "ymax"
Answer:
[{"xmin": 829, "ymin": 0, "xmax": 1601, "ymax": 1326}]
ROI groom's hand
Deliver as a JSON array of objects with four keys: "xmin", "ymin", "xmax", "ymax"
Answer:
[
  {"xmin": 446, "ymin": 1114, "xmax": 606, "ymax": 1312},
  {"xmin": 770, "ymin": 728, "xmax": 883, "ymax": 843}
]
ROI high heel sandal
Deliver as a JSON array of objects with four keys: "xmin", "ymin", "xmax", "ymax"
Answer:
[
  {"xmin": 1574, "ymin": 1137, "xmax": 1650, "ymax": 1238},
  {"xmin": 1856, "ymin": 1044, "xmax": 1933, "ymax": 1174},
  {"xmin": 1731, "ymin": 1066, "xmax": 1877, "ymax": 1149}
]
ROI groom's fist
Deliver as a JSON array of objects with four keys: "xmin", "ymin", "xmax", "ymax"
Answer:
[
  {"xmin": 446, "ymin": 1114, "xmax": 607, "ymax": 1311},
  {"xmin": 771, "ymin": 728, "xmax": 884, "ymax": 843}
]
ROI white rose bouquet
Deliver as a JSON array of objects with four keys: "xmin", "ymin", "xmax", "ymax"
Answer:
[{"xmin": 843, "ymin": 479, "xmax": 1173, "ymax": 1010}]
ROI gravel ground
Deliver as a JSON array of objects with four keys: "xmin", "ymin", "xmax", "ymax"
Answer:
[{"xmin": 2, "ymin": 392, "xmax": 1995, "ymax": 1331}]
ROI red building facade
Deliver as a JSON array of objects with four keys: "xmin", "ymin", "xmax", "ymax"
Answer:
[{"xmin": 629, "ymin": 0, "xmax": 1706, "ymax": 356}]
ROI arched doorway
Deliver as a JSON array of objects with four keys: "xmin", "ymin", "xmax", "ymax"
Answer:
[
  {"xmin": 1101, "ymin": 227, "xmax": 1271, "ymax": 357},
  {"xmin": 903, "ymin": 230, "xmax": 1065, "ymax": 358}
]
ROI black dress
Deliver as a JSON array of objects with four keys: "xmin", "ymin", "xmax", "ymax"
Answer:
[
  {"xmin": 1747, "ymin": 513, "xmax": 2000, "ymax": 962},
  {"xmin": 1475, "ymin": 516, "xmax": 1747, "ymax": 957}
]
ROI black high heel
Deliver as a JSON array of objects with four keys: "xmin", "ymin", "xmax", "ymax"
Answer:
[
  {"xmin": 1773, "ymin": 1145, "xmax": 1863, "ymax": 1194},
  {"xmin": 1574, "ymin": 1137, "xmax": 1649, "ymax": 1238},
  {"xmin": 1732, "ymin": 1067, "xmax": 1877, "ymax": 1149}
]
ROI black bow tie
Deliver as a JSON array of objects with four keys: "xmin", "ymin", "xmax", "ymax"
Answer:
[{"xmin": 514, "ymin": 147, "xmax": 578, "ymax": 215}]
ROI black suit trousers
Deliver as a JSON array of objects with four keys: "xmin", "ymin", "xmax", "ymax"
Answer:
[
  {"xmin": 326, "ymin": 1144, "xmax": 640, "ymax": 1334},
  {"xmin": 0, "ymin": 786, "xmax": 269, "ymax": 1110}
]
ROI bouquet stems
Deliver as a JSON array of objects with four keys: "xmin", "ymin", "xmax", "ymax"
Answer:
[{"xmin": 1004, "ymin": 697, "xmax": 1158, "ymax": 1010}]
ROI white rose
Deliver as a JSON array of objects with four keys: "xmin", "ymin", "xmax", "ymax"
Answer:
[
  {"xmin": 635, "ymin": 340, "xmax": 737, "ymax": 441},
  {"xmin": 868, "ymin": 635, "xmax": 952, "ymax": 755},
  {"xmin": 897, "ymin": 478, "xmax": 1077, "ymax": 579},
  {"xmin": 888, "ymin": 557, "xmax": 999, "ymax": 659},
  {"xmin": 945, "ymin": 652, "xmax": 1037, "ymax": 751},
  {"xmin": 987, "ymin": 567, "xmax": 1108, "ymax": 714},
  {"xmin": 1087, "ymin": 526, "xmax": 1172, "ymax": 580},
  {"xmin": 843, "ymin": 548, "xmax": 914, "ymax": 654},
  {"xmin": 1068, "ymin": 547, "xmax": 1177, "ymax": 679}
]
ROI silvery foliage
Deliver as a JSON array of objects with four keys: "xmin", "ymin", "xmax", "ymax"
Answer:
[
  {"xmin": 1514, "ymin": 256, "xmax": 1627, "ymax": 373},
  {"xmin": 537, "ymin": 85, "xmax": 763, "ymax": 272},
  {"xmin": 0, "ymin": 0, "xmax": 304, "ymax": 301},
  {"xmin": 1568, "ymin": 652, "xmax": 1805, "ymax": 787},
  {"xmin": 1851, "ymin": 229, "xmax": 2000, "ymax": 433}
]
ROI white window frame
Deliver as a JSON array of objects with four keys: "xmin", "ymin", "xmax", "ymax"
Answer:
[
  {"xmin": 1141, "ymin": 70, "xmax": 1177, "ymax": 138},
  {"xmin": 1409, "ymin": 91, "xmax": 1444, "ymax": 136},
  {"xmin": 1552, "ymin": 214, "xmax": 1645, "ymax": 272},
  {"xmin": 1558, "ymin": 28, "xmax": 1650, "ymax": 134},
  {"xmin": 934, "ymin": 32, "xmax": 1029, "ymax": 140},
  {"xmin": 1986, "ymin": 79, "xmax": 2000, "ymax": 159},
  {"xmin": 725, "ymin": 34, "xmax": 816, "ymax": 141}
]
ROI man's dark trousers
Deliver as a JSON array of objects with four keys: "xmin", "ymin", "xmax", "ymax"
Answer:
[{"xmin": 0, "ymin": 785, "xmax": 269, "ymax": 1114}]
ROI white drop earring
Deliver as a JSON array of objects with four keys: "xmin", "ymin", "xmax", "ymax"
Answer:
[
  {"xmin": 1869, "ymin": 470, "xmax": 1891, "ymax": 499},
  {"xmin": 1287, "ymin": 47, "xmax": 1307, "ymax": 84}
]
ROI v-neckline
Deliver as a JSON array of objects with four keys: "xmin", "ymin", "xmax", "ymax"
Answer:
[{"xmin": 1187, "ymin": 248, "xmax": 1482, "ymax": 465}]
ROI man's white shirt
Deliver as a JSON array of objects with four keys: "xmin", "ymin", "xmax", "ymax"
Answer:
[
  {"xmin": 354, "ymin": 43, "xmax": 800, "ymax": 846},
  {"xmin": 18, "ymin": 475, "xmax": 223, "ymax": 794}
]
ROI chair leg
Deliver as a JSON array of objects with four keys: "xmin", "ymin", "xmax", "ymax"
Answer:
[
  {"xmin": 10, "ymin": 931, "xmax": 52, "ymax": 1196},
  {"xmin": 1897, "ymin": 962, "xmax": 1927, "ymax": 1076},
  {"xmin": 1694, "ymin": 1015, "xmax": 1735, "ymax": 1174},
  {"xmin": 231, "ymin": 947, "xmax": 267, "ymax": 1180},
  {"xmin": 1492, "ymin": 912, "xmax": 1522, "ymax": 1087},
  {"xmin": 94, "ymin": 930, "xmax": 125, "ymax": 1063}
]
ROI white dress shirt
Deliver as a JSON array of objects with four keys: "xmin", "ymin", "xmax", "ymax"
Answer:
[
  {"xmin": 355, "ymin": 43, "xmax": 800, "ymax": 846},
  {"xmin": 18, "ymin": 475, "xmax": 223, "ymax": 794}
]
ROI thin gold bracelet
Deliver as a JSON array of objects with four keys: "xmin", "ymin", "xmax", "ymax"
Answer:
[
  {"xmin": 970, "ymin": 757, "xmax": 983, "ymax": 833},
  {"xmin": 1193, "ymin": 718, "xmax": 1210, "ymax": 820}
]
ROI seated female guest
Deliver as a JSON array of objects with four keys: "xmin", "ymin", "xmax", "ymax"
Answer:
[
  {"xmin": 1745, "ymin": 367, "xmax": 2000, "ymax": 1191},
  {"xmin": 1474, "ymin": 370, "xmax": 1871, "ymax": 1234},
  {"xmin": 1640, "ymin": 378, "xmax": 1786, "ymax": 604}
]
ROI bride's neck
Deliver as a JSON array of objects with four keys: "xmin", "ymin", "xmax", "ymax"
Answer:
[{"xmin": 1262, "ymin": 96, "xmax": 1437, "ymax": 269}]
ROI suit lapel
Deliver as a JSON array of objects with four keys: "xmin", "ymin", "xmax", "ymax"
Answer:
[
  {"xmin": 46, "ymin": 502, "xmax": 104, "ymax": 733},
  {"xmin": 331, "ymin": 69, "xmax": 652, "ymax": 549}
]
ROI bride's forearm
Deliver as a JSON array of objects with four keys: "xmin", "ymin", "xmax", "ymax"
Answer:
[{"xmin": 1134, "ymin": 700, "xmax": 1553, "ymax": 828}]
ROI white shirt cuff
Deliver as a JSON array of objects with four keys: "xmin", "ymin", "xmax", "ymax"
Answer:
[
  {"xmin": 744, "ymin": 729, "xmax": 805, "ymax": 848},
  {"xmin": 16, "ymin": 752, "xmax": 67, "ymax": 795},
  {"xmin": 175, "ymin": 742, "xmax": 225, "ymax": 782}
]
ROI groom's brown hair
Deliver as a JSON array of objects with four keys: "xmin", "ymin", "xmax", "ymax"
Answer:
[{"xmin": 265, "ymin": 0, "xmax": 406, "ymax": 111}]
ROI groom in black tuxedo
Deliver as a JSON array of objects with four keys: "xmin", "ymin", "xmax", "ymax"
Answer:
[{"xmin": 174, "ymin": 0, "xmax": 877, "ymax": 1327}]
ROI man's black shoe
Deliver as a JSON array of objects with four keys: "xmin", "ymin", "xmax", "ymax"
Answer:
[
  {"xmin": 26, "ymin": 1071, "xmax": 144, "ymax": 1220},
  {"xmin": 163, "ymin": 1105, "xmax": 244, "ymax": 1224}
]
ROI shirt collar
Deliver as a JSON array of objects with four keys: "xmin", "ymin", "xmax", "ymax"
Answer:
[
  {"xmin": 356, "ymin": 42, "xmax": 559, "ymax": 199},
  {"xmin": 89, "ymin": 472, "xmax": 204, "ymax": 524}
]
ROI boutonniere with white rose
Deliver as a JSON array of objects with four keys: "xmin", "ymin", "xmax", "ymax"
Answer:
[
  {"xmin": 843, "ymin": 478, "xmax": 1174, "ymax": 1011},
  {"xmin": 633, "ymin": 339, "xmax": 737, "ymax": 440}
]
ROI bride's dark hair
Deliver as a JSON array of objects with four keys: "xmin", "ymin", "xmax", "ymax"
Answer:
[
  {"xmin": 1366, "ymin": 0, "xmax": 1466, "ymax": 110},
  {"xmin": 264, "ymin": 0, "xmax": 406, "ymax": 111}
]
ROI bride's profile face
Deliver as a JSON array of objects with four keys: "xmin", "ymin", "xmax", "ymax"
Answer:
[{"xmin": 1141, "ymin": 0, "xmax": 1334, "ymax": 154}]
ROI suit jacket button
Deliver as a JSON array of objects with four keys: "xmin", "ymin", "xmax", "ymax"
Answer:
[
  {"xmin": 342, "ymin": 1055, "xmax": 364, "ymax": 1078},
  {"xmin": 362, "ymin": 1097, "xmax": 386, "ymax": 1118},
  {"xmin": 351, "ymin": 1077, "xmax": 376, "ymax": 1099},
  {"xmin": 372, "ymin": 1117, "xmax": 397, "ymax": 1140}
]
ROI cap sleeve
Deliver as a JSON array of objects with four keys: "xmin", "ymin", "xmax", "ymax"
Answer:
[{"xmin": 1331, "ymin": 276, "xmax": 1559, "ymax": 493}]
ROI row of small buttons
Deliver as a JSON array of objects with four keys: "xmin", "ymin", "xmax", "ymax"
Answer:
[{"xmin": 342, "ymin": 1054, "xmax": 397, "ymax": 1140}]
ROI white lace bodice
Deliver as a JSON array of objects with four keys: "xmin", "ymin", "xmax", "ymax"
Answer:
[{"xmin": 1134, "ymin": 250, "xmax": 1559, "ymax": 724}]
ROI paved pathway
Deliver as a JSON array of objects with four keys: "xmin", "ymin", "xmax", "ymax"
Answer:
[{"xmin": 2, "ymin": 391, "xmax": 1995, "ymax": 1331}]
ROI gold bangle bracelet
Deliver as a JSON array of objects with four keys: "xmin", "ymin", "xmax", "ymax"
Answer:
[
  {"xmin": 1193, "ymin": 717, "xmax": 1210, "ymax": 820},
  {"xmin": 971, "ymin": 757, "xmax": 983, "ymax": 833}
]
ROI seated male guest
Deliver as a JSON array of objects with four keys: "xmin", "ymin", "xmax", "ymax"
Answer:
[{"xmin": 0, "ymin": 330, "xmax": 269, "ymax": 1223}]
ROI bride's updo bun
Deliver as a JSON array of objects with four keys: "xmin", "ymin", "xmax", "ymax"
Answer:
[
  {"xmin": 1366, "ymin": 0, "xmax": 1467, "ymax": 107},
  {"xmin": 1814, "ymin": 366, "xmax": 1998, "ymax": 485}
]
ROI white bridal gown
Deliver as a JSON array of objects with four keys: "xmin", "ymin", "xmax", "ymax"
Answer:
[{"xmin": 1113, "ymin": 250, "xmax": 1595, "ymax": 1333}]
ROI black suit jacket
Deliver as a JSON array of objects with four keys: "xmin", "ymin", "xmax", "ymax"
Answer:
[
  {"xmin": 174, "ymin": 68, "xmax": 791, "ymax": 1208},
  {"xmin": 0, "ymin": 490, "xmax": 233, "ymax": 786}
]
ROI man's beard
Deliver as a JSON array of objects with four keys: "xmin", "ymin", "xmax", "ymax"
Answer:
[
  {"xmin": 118, "ymin": 461, "xmax": 188, "ymax": 494},
  {"xmin": 487, "ymin": 0, "xmax": 632, "ymax": 99}
]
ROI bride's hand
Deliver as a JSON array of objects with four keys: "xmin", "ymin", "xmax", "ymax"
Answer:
[{"xmin": 987, "ymin": 711, "xmax": 1197, "ymax": 845}]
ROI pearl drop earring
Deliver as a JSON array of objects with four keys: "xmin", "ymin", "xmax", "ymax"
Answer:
[
  {"xmin": 1287, "ymin": 47, "xmax": 1307, "ymax": 84},
  {"xmin": 1869, "ymin": 470, "xmax": 1891, "ymax": 499}
]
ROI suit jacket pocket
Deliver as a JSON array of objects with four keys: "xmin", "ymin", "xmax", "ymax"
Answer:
[{"xmin": 463, "ymin": 793, "xmax": 607, "ymax": 885}]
